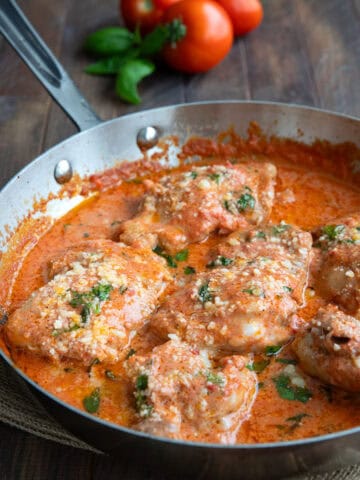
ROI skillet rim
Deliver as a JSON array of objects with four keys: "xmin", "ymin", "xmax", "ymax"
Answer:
[{"xmin": 1, "ymin": 99, "xmax": 360, "ymax": 451}]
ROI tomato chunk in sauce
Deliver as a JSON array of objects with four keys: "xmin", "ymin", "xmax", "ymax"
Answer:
[{"xmin": 3, "ymin": 141, "xmax": 360, "ymax": 445}]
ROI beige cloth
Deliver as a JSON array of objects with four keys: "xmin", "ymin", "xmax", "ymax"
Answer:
[{"xmin": 1, "ymin": 359, "xmax": 360, "ymax": 479}]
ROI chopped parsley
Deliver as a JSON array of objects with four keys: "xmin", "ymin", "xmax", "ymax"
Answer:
[
  {"xmin": 87, "ymin": 357, "xmax": 100, "ymax": 373},
  {"xmin": 265, "ymin": 345, "xmax": 282, "ymax": 356},
  {"xmin": 175, "ymin": 249, "xmax": 189, "ymax": 262},
  {"xmin": 119, "ymin": 285, "xmax": 128, "ymax": 294},
  {"xmin": 83, "ymin": 388, "xmax": 101, "ymax": 414},
  {"xmin": 69, "ymin": 283, "xmax": 113, "ymax": 325},
  {"xmin": 255, "ymin": 231, "xmax": 266, "ymax": 239},
  {"xmin": 237, "ymin": 193, "xmax": 255, "ymax": 212},
  {"xmin": 208, "ymin": 173, "xmax": 222, "ymax": 184},
  {"xmin": 322, "ymin": 224, "xmax": 345, "ymax": 241},
  {"xmin": 135, "ymin": 374, "xmax": 152, "ymax": 418},
  {"xmin": 190, "ymin": 171, "xmax": 198, "ymax": 179},
  {"xmin": 282, "ymin": 286, "xmax": 293, "ymax": 293},
  {"xmin": 105, "ymin": 370, "xmax": 116, "ymax": 380},
  {"xmin": 184, "ymin": 266, "xmax": 196, "ymax": 275},
  {"xmin": 285, "ymin": 413, "xmax": 311, "ymax": 432},
  {"xmin": 126, "ymin": 348, "xmax": 136, "ymax": 359},
  {"xmin": 246, "ymin": 359, "xmax": 270, "ymax": 373},
  {"xmin": 83, "ymin": 232, "xmax": 90, "ymax": 238},
  {"xmin": 224, "ymin": 199, "xmax": 231, "ymax": 212},
  {"xmin": 52, "ymin": 323, "xmax": 80, "ymax": 337},
  {"xmin": 272, "ymin": 224, "xmax": 290, "ymax": 235},
  {"xmin": 206, "ymin": 371, "xmax": 225, "ymax": 386},
  {"xmin": 275, "ymin": 358, "xmax": 297, "ymax": 365},
  {"xmin": 136, "ymin": 374, "xmax": 149, "ymax": 390},
  {"xmin": 273, "ymin": 375, "xmax": 312, "ymax": 403},
  {"xmin": 153, "ymin": 245, "xmax": 177, "ymax": 268},
  {"xmin": 242, "ymin": 287, "xmax": 265, "ymax": 297},
  {"xmin": 206, "ymin": 256, "xmax": 234, "ymax": 268},
  {"xmin": 198, "ymin": 281, "xmax": 213, "ymax": 304}
]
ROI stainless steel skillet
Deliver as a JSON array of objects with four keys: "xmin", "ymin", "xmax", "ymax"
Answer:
[{"xmin": 1, "ymin": 1, "xmax": 360, "ymax": 478}]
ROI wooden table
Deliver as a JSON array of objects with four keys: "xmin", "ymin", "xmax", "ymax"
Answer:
[{"xmin": 0, "ymin": 0, "xmax": 359, "ymax": 478}]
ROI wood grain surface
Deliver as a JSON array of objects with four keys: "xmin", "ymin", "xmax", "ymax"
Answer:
[{"xmin": 0, "ymin": 0, "xmax": 359, "ymax": 478}]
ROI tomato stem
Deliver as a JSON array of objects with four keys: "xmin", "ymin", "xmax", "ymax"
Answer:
[{"xmin": 166, "ymin": 19, "xmax": 187, "ymax": 47}]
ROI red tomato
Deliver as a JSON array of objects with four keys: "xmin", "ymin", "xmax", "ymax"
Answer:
[
  {"xmin": 120, "ymin": 0, "xmax": 164, "ymax": 34},
  {"xmin": 154, "ymin": 0, "xmax": 181, "ymax": 8},
  {"xmin": 162, "ymin": 0, "xmax": 233, "ymax": 74},
  {"xmin": 215, "ymin": 0, "xmax": 263, "ymax": 36}
]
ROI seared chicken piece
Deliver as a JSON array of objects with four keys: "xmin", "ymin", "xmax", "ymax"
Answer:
[
  {"xmin": 119, "ymin": 163, "xmax": 277, "ymax": 252},
  {"xmin": 150, "ymin": 224, "xmax": 312, "ymax": 352},
  {"xmin": 313, "ymin": 214, "xmax": 360, "ymax": 315},
  {"xmin": 126, "ymin": 338, "xmax": 257, "ymax": 443},
  {"xmin": 5, "ymin": 240, "xmax": 171, "ymax": 364},
  {"xmin": 292, "ymin": 304, "xmax": 360, "ymax": 392}
]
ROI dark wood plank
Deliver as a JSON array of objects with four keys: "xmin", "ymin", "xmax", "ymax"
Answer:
[
  {"xmin": 245, "ymin": 0, "xmax": 318, "ymax": 105},
  {"xmin": 296, "ymin": 0, "xmax": 360, "ymax": 116},
  {"xmin": 0, "ymin": 0, "xmax": 73, "ymax": 186}
]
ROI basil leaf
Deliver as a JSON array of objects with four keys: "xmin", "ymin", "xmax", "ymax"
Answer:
[
  {"xmin": 136, "ymin": 374, "xmax": 149, "ymax": 391},
  {"xmin": 275, "ymin": 358, "xmax": 297, "ymax": 365},
  {"xmin": 184, "ymin": 266, "xmax": 196, "ymax": 275},
  {"xmin": 116, "ymin": 59, "xmax": 155, "ymax": 104},
  {"xmin": 85, "ymin": 56, "xmax": 124, "ymax": 75},
  {"xmin": 322, "ymin": 224, "xmax": 345, "ymax": 240},
  {"xmin": 175, "ymin": 249, "xmax": 189, "ymax": 262},
  {"xmin": 83, "ymin": 388, "xmax": 101, "ymax": 413},
  {"xmin": 246, "ymin": 359, "xmax": 270, "ymax": 373},
  {"xmin": 273, "ymin": 375, "xmax": 312, "ymax": 403},
  {"xmin": 84, "ymin": 27, "xmax": 135, "ymax": 56},
  {"xmin": 140, "ymin": 25, "xmax": 169, "ymax": 56},
  {"xmin": 237, "ymin": 193, "xmax": 255, "ymax": 211},
  {"xmin": 198, "ymin": 281, "xmax": 213, "ymax": 304},
  {"xmin": 265, "ymin": 345, "xmax": 282, "ymax": 356}
]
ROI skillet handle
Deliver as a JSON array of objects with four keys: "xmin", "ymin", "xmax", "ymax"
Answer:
[{"xmin": 0, "ymin": 0, "xmax": 101, "ymax": 131}]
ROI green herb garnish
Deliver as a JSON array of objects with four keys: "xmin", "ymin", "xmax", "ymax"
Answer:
[
  {"xmin": 246, "ymin": 360, "xmax": 270, "ymax": 373},
  {"xmin": 255, "ymin": 231, "xmax": 266, "ymax": 239},
  {"xmin": 153, "ymin": 245, "xmax": 177, "ymax": 268},
  {"xmin": 136, "ymin": 374, "xmax": 149, "ymax": 391},
  {"xmin": 322, "ymin": 224, "xmax": 345, "ymax": 240},
  {"xmin": 175, "ymin": 249, "xmax": 189, "ymax": 262},
  {"xmin": 282, "ymin": 286, "xmax": 293, "ymax": 293},
  {"xmin": 272, "ymin": 224, "xmax": 290, "ymax": 235},
  {"xmin": 206, "ymin": 371, "xmax": 225, "ymax": 386},
  {"xmin": 265, "ymin": 345, "xmax": 282, "ymax": 356},
  {"xmin": 208, "ymin": 173, "xmax": 222, "ymax": 184},
  {"xmin": 84, "ymin": 22, "xmax": 186, "ymax": 104},
  {"xmin": 52, "ymin": 323, "xmax": 81, "ymax": 337},
  {"xmin": 275, "ymin": 358, "xmax": 297, "ymax": 365},
  {"xmin": 273, "ymin": 375, "xmax": 312, "ymax": 403},
  {"xmin": 135, "ymin": 373, "xmax": 152, "ymax": 418},
  {"xmin": 83, "ymin": 388, "xmax": 101, "ymax": 414},
  {"xmin": 184, "ymin": 266, "xmax": 196, "ymax": 275},
  {"xmin": 105, "ymin": 370, "xmax": 116, "ymax": 380},
  {"xmin": 242, "ymin": 287, "xmax": 265, "ymax": 297},
  {"xmin": 119, "ymin": 285, "xmax": 128, "ymax": 294},
  {"xmin": 206, "ymin": 256, "xmax": 234, "ymax": 268},
  {"xmin": 237, "ymin": 193, "xmax": 255, "ymax": 212},
  {"xmin": 198, "ymin": 281, "xmax": 213, "ymax": 304},
  {"xmin": 126, "ymin": 348, "xmax": 136, "ymax": 359},
  {"xmin": 190, "ymin": 171, "xmax": 198, "ymax": 179}
]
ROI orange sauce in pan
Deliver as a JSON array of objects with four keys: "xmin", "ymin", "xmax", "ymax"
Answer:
[{"xmin": 3, "ymin": 137, "xmax": 360, "ymax": 444}]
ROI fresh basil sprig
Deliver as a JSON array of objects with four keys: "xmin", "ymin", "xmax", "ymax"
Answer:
[{"xmin": 84, "ymin": 21, "xmax": 186, "ymax": 104}]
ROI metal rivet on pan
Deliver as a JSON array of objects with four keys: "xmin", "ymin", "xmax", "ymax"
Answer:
[
  {"xmin": 54, "ymin": 159, "xmax": 73, "ymax": 184},
  {"xmin": 136, "ymin": 126, "xmax": 160, "ymax": 150}
]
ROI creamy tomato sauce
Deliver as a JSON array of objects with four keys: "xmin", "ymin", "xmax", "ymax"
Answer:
[{"xmin": 3, "ymin": 133, "xmax": 360, "ymax": 444}]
